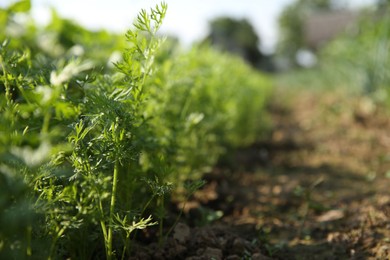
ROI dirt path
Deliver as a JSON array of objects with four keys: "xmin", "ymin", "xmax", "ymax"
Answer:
[
  {"xmin": 189, "ymin": 89, "xmax": 390, "ymax": 259},
  {"xmin": 133, "ymin": 89, "xmax": 390, "ymax": 259}
]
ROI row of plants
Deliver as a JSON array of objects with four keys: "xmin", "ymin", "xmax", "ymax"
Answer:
[
  {"xmin": 0, "ymin": 1, "xmax": 272, "ymax": 259},
  {"xmin": 281, "ymin": 4, "xmax": 390, "ymax": 102},
  {"xmin": 320, "ymin": 5, "xmax": 390, "ymax": 103}
]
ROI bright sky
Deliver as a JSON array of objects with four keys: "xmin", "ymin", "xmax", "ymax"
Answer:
[{"xmin": 22, "ymin": 0, "xmax": 376, "ymax": 53}]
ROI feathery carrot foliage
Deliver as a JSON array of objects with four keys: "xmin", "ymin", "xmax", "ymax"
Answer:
[{"xmin": 0, "ymin": 1, "xmax": 272, "ymax": 259}]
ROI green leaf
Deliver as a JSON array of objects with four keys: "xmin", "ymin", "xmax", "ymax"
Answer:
[{"xmin": 9, "ymin": 0, "xmax": 31, "ymax": 13}]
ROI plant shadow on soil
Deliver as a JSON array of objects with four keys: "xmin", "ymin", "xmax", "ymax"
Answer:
[{"xmin": 132, "ymin": 91, "xmax": 390, "ymax": 260}]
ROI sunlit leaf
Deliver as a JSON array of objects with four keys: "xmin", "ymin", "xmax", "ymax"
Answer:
[{"xmin": 8, "ymin": 0, "xmax": 31, "ymax": 13}]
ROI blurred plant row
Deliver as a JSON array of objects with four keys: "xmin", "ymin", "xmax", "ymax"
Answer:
[
  {"xmin": 277, "ymin": 0, "xmax": 390, "ymax": 104},
  {"xmin": 320, "ymin": 4, "xmax": 390, "ymax": 103},
  {"xmin": 0, "ymin": 1, "xmax": 271, "ymax": 259}
]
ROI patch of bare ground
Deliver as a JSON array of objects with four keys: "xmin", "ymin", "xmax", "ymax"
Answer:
[{"xmin": 131, "ymin": 90, "xmax": 390, "ymax": 259}]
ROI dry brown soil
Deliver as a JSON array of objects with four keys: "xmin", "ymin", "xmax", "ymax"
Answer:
[{"xmin": 132, "ymin": 88, "xmax": 390, "ymax": 260}]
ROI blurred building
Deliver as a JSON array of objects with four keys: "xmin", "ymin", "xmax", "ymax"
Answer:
[{"xmin": 303, "ymin": 10, "xmax": 359, "ymax": 50}]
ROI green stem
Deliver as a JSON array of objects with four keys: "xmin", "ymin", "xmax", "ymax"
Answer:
[
  {"xmin": 100, "ymin": 218, "xmax": 108, "ymax": 247},
  {"xmin": 41, "ymin": 111, "xmax": 51, "ymax": 135},
  {"xmin": 129, "ymin": 194, "xmax": 155, "ymax": 241},
  {"xmin": 94, "ymin": 171, "xmax": 110, "ymax": 259},
  {"xmin": 0, "ymin": 54, "xmax": 12, "ymax": 104},
  {"xmin": 158, "ymin": 196, "xmax": 164, "ymax": 247},
  {"xmin": 164, "ymin": 195, "xmax": 189, "ymax": 241},
  {"xmin": 48, "ymin": 226, "xmax": 66, "ymax": 260},
  {"xmin": 140, "ymin": 195, "xmax": 156, "ymax": 217},
  {"xmin": 106, "ymin": 160, "xmax": 120, "ymax": 260},
  {"xmin": 120, "ymin": 233, "xmax": 130, "ymax": 260},
  {"xmin": 26, "ymin": 225, "xmax": 32, "ymax": 257}
]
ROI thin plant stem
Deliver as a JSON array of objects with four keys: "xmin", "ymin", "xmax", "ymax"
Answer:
[
  {"xmin": 158, "ymin": 196, "xmax": 164, "ymax": 247},
  {"xmin": 0, "ymin": 54, "xmax": 12, "ymax": 104},
  {"xmin": 106, "ymin": 159, "xmax": 120, "ymax": 260},
  {"xmin": 100, "ymin": 219, "xmax": 108, "ymax": 257},
  {"xmin": 41, "ymin": 112, "xmax": 51, "ymax": 135},
  {"xmin": 48, "ymin": 226, "xmax": 66, "ymax": 260},
  {"xmin": 26, "ymin": 225, "xmax": 32, "ymax": 257},
  {"xmin": 164, "ymin": 196, "xmax": 189, "ymax": 241},
  {"xmin": 120, "ymin": 233, "xmax": 131, "ymax": 260},
  {"xmin": 127, "ymin": 194, "xmax": 156, "ymax": 251}
]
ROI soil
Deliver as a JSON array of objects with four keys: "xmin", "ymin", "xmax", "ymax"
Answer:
[{"xmin": 131, "ymin": 87, "xmax": 390, "ymax": 260}]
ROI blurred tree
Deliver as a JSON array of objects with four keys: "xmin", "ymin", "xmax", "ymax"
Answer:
[
  {"xmin": 377, "ymin": 0, "xmax": 389, "ymax": 8},
  {"xmin": 276, "ymin": 0, "xmax": 332, "ymax": 67},
  {"xmin": 203, "ymin": 17, "xmax": 265, "ymax": 69}
]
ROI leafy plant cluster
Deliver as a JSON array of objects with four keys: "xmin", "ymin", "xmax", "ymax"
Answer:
[
  {"xmin": 0, "ymin": 1, "xmax": 272, "ymax": 259},
  {"xmin": 277, "ymin": 3, "xmax": 390, "ymax": 107},
  {"xmin": 318, "ymin": 5, "xmax": 390, "ymax": 102}
]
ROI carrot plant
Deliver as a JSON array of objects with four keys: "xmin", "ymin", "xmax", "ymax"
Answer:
[
  {"xmin": 66, "ymin": 3, "xmax": 169, "ymax": 259},
  {"xmin": 0, "ymin": 2, "xmax": 168, "ymax": 258},
  {"xmin": 1, "ymin": 1, "xmax": 272, "ymax": 259},
  {"xmin": 142, "ymin": 44, "xmax": 272, "ymax": 182}
]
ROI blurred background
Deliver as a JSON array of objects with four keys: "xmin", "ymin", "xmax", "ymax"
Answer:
[
  {"xmin": 1, "ymin": 0, "xmax": 389, "ymax": 117},
  {"xmin": 26, "ymin": 0, "xmax": 375, "ymax": 52},
  {"xmin": 23, "ymin": 0, "xmax": 388, "ymax": 83}
]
